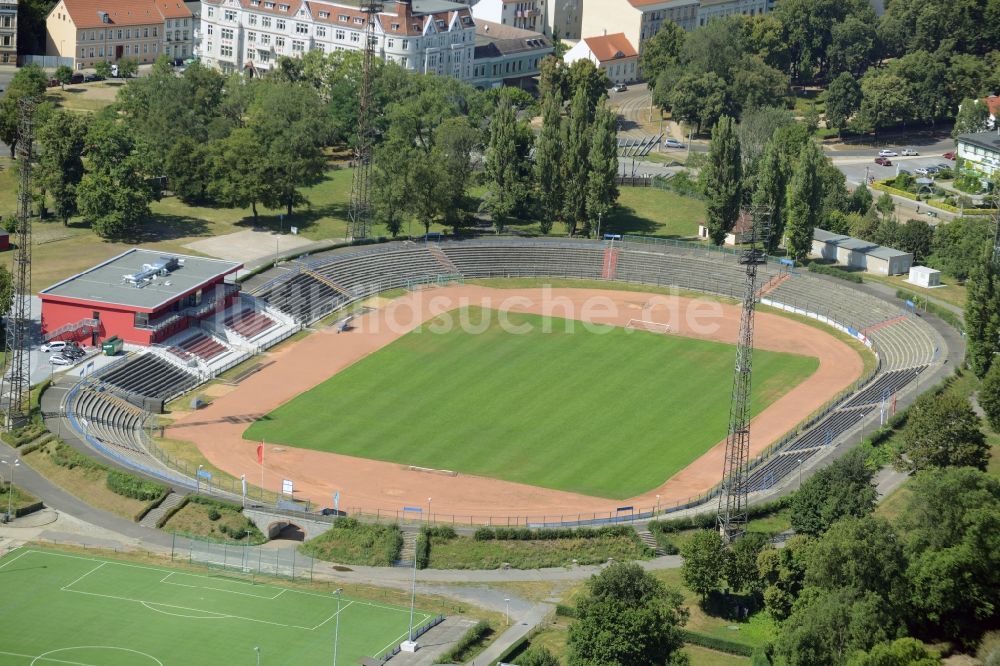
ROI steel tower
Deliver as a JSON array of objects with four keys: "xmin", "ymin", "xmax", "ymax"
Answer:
[
  {"xmin": 348, "ymin": 0, "xmax": 383, "ymax": 241},
  {"xmin": 717, "ymin": 205, "xmax": 771, "ymax": 543}
]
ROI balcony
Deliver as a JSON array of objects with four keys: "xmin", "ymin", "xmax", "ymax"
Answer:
[{"xmin": 136, "ymin": 284, "xmax": 241, "ymax": 332}]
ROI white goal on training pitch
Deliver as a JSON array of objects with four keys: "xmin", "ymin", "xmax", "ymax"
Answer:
[{"xmin": 625, "ymin": 319, "xmax": 671, "ymax": 334}]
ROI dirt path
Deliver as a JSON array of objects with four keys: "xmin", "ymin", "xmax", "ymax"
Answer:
[{"xmin": 167, "ymin": 286, "xmax": 863, "ymax": 520}]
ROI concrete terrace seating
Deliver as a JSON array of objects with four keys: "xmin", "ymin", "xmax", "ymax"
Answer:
[
  {"xmin": 783, "ymin": 408, "xmax": 871, "ymax": 453},
  {"xmin": 171, "ymin": 332, "xmax": 228, "ymax": 362},
  {"xmin": 97, "ymin": 353, "xmax": 199, "ymax": 400},
  {"xmin": 72, "ymin": 388, "xmax": 149, "ymax": 461},
  {"xmin": 843, "ymin": 367, "xmax": 927, "ymax": 409},
  {"xmin": 224, "ymin": 308, "xmax": 277, "ymax": 341},
  {"xmin": 440, "ymin": 242, "xmax": 605, "ymax": 279},
  {"xmin": 745, "ymin": 449, "xmax": 819, "ymax": 493}
]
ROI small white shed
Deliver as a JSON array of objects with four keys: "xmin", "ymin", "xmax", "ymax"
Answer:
[{"xmin": 908, "ymin": 266, "xmax": 941, "ymax": 288}]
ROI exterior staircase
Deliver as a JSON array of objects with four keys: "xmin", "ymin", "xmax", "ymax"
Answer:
[
  {"xmin": 299, "ymin": 267, "xmax": 352, "ymax": 297},
  {"xmin": 396, "ymin": 529, "xmax": 418, "ymax": 567},
  {"xmin": 428, "ymin": 245, "xmax": 460, "ymax": 274},
  {"xmin": 602, "ymin": 247, "xmax": 619, "ymax": 280},
  {"xmin": 139, "ymin": 491, "xmax": 186, "ymax": 528},
  {"xmin": 637, "ymin": 529, "xmax": 666, "ymax": 556},
  {"xmin": 44, "ymin": 318, "xmax": 100, "ymax": 342}
]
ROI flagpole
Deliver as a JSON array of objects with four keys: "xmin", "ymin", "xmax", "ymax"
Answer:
[{"xmin": 259, "ymin": 441, "xmax": 265, "ymax": 502}]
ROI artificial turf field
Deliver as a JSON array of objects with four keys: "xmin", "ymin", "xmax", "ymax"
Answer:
[
  {"xmin": 0, "ymin": 548, "xmax": 433, "ymax": 665},
  {"xmin": 245, "ymin": 308, "xmax": 820, "ymax": 499}
]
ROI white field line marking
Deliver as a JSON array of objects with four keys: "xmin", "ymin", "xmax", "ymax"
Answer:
[
  {"xmin": 372, "ymin": 616, "xmax": 432, "ymax": 661},
  {"xmin": 159, "ymin": 577, "xmax": 283, "ymax": 600},
  {"xmin": 0, "ymin": 549, "xmax": 32, "ymax": 571},
  {"xmin": 62, "ymin": 587, "xmax": 316, "ymax": 631},
  {"xmin": 0, "ymin": 650, "xmax": 95, "ymax": 666},
  {"xmin": 61, "ymin": 562, "xmax": 107, "ymax": 591},
  {"xmin": 140, "ymin": 601, "xmax": 229, "ymax": 619},
  {"xmin": 309, "ymin": 600, "xmax": 355, "ymax": 631},
  {"xmin": 30, "ymin": 646, "xmax": 163, "ymax": 666}
]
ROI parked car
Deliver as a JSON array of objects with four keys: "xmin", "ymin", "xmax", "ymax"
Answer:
[
  {"xmin": 943, "ymin": 151, "xmax": 956, "ymax": 160},
  {"xmin": 664, "ymin": 138, "xmax": 686, "ymax": 149},
  {"xmin": 69, "ymin": 73, "xmax": 84, "ymax": 84},
  {"xmin": 49, "ymin": 354, "xmax": 73, "ymax": 366},
  {"xmin": 46, "ymin": 78, "xmax": 60, "ymax": 88},
  {"xmin": 898, "ymin": 168, "xmax": 913, "ymax": 176},
  {"xmin": 614, "ymin": 83, "xmax": 628, "ymax": 92},
  {"xmin": 83, "ymin": 73, "xmax": 104, "ymax": 82},
  {"xmin": 925, "ymin": 166, "xmax": 942, "ymax": 174},
  {"xmin": 914, "ymin": 167, "xmax": 930, "ymax": 175},
  {"xmin": 878, "ymin": 149, "xmax": 898, "ymax": 157},
  {"xmin": 875, "ymin": 157, "xmax": 893, "ymax": 166},
  {"xmin": 935, "ymin": 162, "xmax": 951, "ymax": 170},
  {"xmin": 40, "ymin": 340, "xmax": 68, "ymax": 353},
  {"xmin": 901, "ymin": 148, "xmax": 919, "ymax": 156}
]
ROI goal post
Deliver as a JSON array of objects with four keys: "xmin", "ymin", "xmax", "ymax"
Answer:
[{"xmin": 625, "ymin": 319, "xmax": 671, "ymax": 334}]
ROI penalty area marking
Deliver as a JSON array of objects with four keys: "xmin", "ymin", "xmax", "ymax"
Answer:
[
  {"xmin": 140, "ymin": 601, "xmax": 230, "ymax": 620},
  {"xmin": 624, "ymin": 319, "xmax": 671, "ymax": 334},
  {"xmin": 158, "ymin": 572, "xmax": 284, "ymax": 600}
]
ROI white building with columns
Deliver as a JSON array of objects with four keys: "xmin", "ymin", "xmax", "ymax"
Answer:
[{"xmin": 198, "ymin": 0, "xmax": 476, "ymax": 79}]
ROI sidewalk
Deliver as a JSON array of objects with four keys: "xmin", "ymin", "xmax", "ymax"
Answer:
[{"xmin": 465, "ymin": 603, "xmax": 553, "ymax": 666}]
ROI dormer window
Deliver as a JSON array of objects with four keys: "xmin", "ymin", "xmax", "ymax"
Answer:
[
  {"xmin": 391, "ymin": 22, "xmax": 400, "ymax": 30},
  {"xmin": 353, "ymin": 17, "xmax": 363, "ymax": 24},
  {"xmin": 318, "ymin": 11, "xmax": 329, "ymax": 18},
  {"xmin": 338, "ymin": 14, "xmax": 348, "ymax": 21},
  {"xmin": 279, "ymin": 4, "xmax": 289, "ymax": 11}
]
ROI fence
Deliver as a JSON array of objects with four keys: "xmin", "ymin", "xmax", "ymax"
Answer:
[
  {"xmin": 170, "ymin": 533, "xmax": 316, "ymax": 581},
  {"xmin": 19, "ymin": 55, "xmax": 73, "ymax": 69}
]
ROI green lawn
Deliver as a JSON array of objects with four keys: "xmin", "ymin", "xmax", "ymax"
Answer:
[
  {"xmin": 244, "ymin": 307, "xmax": 818, "ymax": 499},
  {"xmin": 0, "ymin": 548, "xmax": 433, "ymax": 665}
]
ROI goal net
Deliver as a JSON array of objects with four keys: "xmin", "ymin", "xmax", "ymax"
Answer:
[{"xmin": 625, "ymin": 319, "xmax": 671, "ymax": 334}]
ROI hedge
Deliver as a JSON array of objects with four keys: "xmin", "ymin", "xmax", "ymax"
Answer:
[
  {"xmin": 50, "ymin": 442, "xmax": 105, "ymax": 472},
  {"xmin": 416, "ymin": 530, "xmax": 430, "ymax": 570},
  {"xmin": 555, "ymin": 604, "xmax": 578, "ymax": 618},
  {"xmin": 649, "ymin": 497, "xmax": 792, "ymax": 534},
  {"xmin": 106, "ymin": 470, "xmax": 168, "ymax": 501},
  {"xmin": 473, "ymin": 525, "xmax": 635, "ymax": 541},
  {"xmin": 871, "ymin": 180, "xmax": 919, "ymax": 201},
  {"xmin": 680, "ymin": 629, "xmax": 754, "ymax": 657},
  {"xmin": 807, "ymin": 262, "xmax": 864, "ymax": 283},
  {"xmin": 925, "ymin": 199, "xmax": 996, "ymax": 215},
  {"xmin": 440, "ymin": 620, "xmax": 491, "ymax": 663},
  {"xmin": 156, "ymin": 496, "xmax": 190, "ymax": 528}
]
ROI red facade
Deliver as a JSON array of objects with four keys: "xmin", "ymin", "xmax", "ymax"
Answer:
[{"xmin": 41, "ymin": 274, "xmax": 241, "ymax": 346}]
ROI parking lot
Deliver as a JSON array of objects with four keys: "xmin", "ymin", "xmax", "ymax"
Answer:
[{"xmin": 834, "ymin": 149, "xmax": 956, "ymax": 186}]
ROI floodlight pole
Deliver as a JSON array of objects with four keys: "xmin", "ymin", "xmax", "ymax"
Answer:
[
  {"xmin": 333, "ymin": 587, "xmax": 343, "ymax": 666},
  {"xmin": 3, "ymin": 459, "xmax": 19, "ymax": 522}
]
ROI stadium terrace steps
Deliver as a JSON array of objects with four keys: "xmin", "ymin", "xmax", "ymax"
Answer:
[
  {"xmin": 636, "ymin": 529, "xmax": 665, "ymax": 556},
  {"xmin": 96, "ymin": 353, "xmax": 200, "ymax": 401},
  {"xmin": 139, "ymin": 491, "xmax": 186, "ymax": 528}
]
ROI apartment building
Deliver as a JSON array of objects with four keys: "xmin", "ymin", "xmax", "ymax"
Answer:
[
  {"xmin": 198, "ymin": 0, "xmax": 476, "ymax": 80},
  {"xmin": 472, "ymin": 19, "xmax": 550, "ymax": 89},
  {"xmin": 696, "ymin": 0, "xmax": 768, "ymax": 26},
  {"xmin": 0, "ymin": 0, "xmax": 16, "ymax": 64},
  {"xmin": 471, "ymin": 0, "xmax": 546, "ymax": 34},
  {"xmin": 45, "ymin": 0, "xmax": 193, "ymax": 69}
]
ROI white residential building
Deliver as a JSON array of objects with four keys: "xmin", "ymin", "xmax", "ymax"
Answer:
[
  {"xmin": 198, "ymin": 0, "xmax": 476, "ymax": 80},
  {"xmin": 471, "ymin": 0, "xmax": 545, "ymax": 34},
  {"xmin": 563, "ymin": 32, "xmax": 637, "ymax": 85}
]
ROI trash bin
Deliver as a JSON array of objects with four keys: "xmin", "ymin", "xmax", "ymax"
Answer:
[{"xmin": 101, "ymin": 336, "xmax": 123, "ymax": 356}]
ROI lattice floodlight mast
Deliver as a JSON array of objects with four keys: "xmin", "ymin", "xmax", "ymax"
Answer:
[
  {"xmin": 717, "ymin": 204, "xmax": 772, "ymax": 543},
  {"xmin": 349, "ymin": 0, "xmax": 382, "ymax": 241},
  {"xmin": 3, "ymin": 98, "xmax": 36, "ymax": 429}
]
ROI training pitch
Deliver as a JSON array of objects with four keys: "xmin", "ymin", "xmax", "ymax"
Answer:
[
  {"xmin": 244, "ymin": 307, "xmax": 819, "ymax": 499},
  {"xmin": 0, "ymin": 549, "xmax": 433, "ymax": 665}
]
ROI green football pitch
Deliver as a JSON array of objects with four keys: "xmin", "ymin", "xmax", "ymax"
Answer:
[
  {"xmin": 245, "ymin": 307, "xmax": 819, "ymax": 499},
  {"xmin": 0, "ymin": 548, "xmax": 434, "ymax": 665}
]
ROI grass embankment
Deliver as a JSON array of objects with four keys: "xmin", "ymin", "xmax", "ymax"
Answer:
[
  {"xmin": 23, "ymin": 441, "xmax": 165, "ymax": 521},
  {"xmin": 245, "ymin": 307, "xmax": 818, "ymax": 499},
  {"xmin": 424, "ymin": 526, "xmax": 652, "ymax": 570},
  {"xmin": 299, "ymin": 517, "xmax": 403, "ymax": 566},
  {"xmin": 162, "ymin": 496, "xmax": 266, "ymax": 544},
  {"xmin": 0, "ymin": 484, "xmax": 40, "ymax": 516}
]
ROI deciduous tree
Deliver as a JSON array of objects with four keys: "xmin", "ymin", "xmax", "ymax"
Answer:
[
  {"xmin": 562, "ymin": 86, "xmax": 592, "ymax": 236},
  {"xmin": 534, "ymin": 91, "xmax": 564, "ymax": 235},
  {"xmin": 785, "ymin": 140, "xmax": 824, "ymax": 260},
  {"xmin": 790, "ymin": 447, "xmax": 876, "ymax": 536},
  {"xmin": 826, "ymin": 72, "xmax": 862, "ymax": 131},
  {"xmin": 895, "ymin": 391, "xmax": 988, "ymax": 471},
  {"xmin": 586, "ymin": 102, "xmax": 619, "ymax": 237},
  {"xmin": 980, "ymin": 361, "xmax": 1000, "ymax": 432},
  {"xmin": 0, "ymin": 65, "xmax": 48, "ymax": 158},
  {"xmin": 703, "ymin": 115, "xmax": 742, "ymax": 245},
  {"xmin": 36, "ymin": 110, "xmax": 88, "ymax": 225},
  {"xmin": 680, "ymin": 529, "xmax": 726, "ymax": 600},
  {"xmin": 568, "ymin": 562, "xmax": 688, "ymax": 666}
]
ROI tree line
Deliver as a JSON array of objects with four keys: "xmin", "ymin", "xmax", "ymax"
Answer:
[
  {"xmin": 2, "ymin": 52, "xmax": 621, "ymax": 241},
  {"xmin": 640, "ymin": 0, "xmax": 1000, "ymax": 134}
]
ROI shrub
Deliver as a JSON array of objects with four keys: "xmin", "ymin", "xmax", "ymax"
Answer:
[
  {"xmin": 105, "ymin": 470, "xmax": 168, "ymax": 501},
  {"xmin": 416, "ymin": 529, "xmax": 430, "ymax": 570},
  {"xmin": 807, "ymin": 262, "xmax": 864, "ymax": 283},
  {"xmin": 472, "ymin": 525, "xmax": 635, "ymax": 541},
  {"xmin": 208, "ymin": 508, "xmax": 222, "ymax": 521},
  {"xmin": 679, "ymin": 629, "xmax": 754, "ymax": 656},
  {"xmin": 441, "ymin": 620, "xmax": 492, "ymax": 663},
  {"xmin": 301, "ymin": 519, "xmax": 403, "ymax": 567},
  {"xmin": 50, "ymin": 442, "xmax": 105, "ymax": 472}
]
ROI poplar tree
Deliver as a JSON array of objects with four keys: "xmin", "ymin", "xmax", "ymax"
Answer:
[
  {"xmin": 586, "ymin": 102, "xmax": 619, "ymax": 237},
  {"xmin": 785, "ymin": 140, "xmax": 824, "ymax": 261},
  {"xmin": 534, "ymin": 91, "xmax": 564, "ymax": 235},
  {"xmin": 704, "ymin": 115, "xmax": 742, "ymax": 245},
  {"xmin": 562, "ymin": 86, "xmax": 591, "ymax": 236},
  {"xmin": 965, "ymin": 250, "xmax": 1000, "ymax": 378},
  {"xmin": 484, "ymin": 92, "xmax": 520, "ymax": 232}
]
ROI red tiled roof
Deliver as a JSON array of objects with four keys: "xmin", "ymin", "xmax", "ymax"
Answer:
[
  {"xmin": 237, "ymin": 0, "xmax": 304, "ymax": 18},
  {"xmin": 55, "ymin": 0, "xmax": 190, "ymax": 28},
  {"xmin": 582, "ymin": 33, "xmax": 637, "ymax": 62}
]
